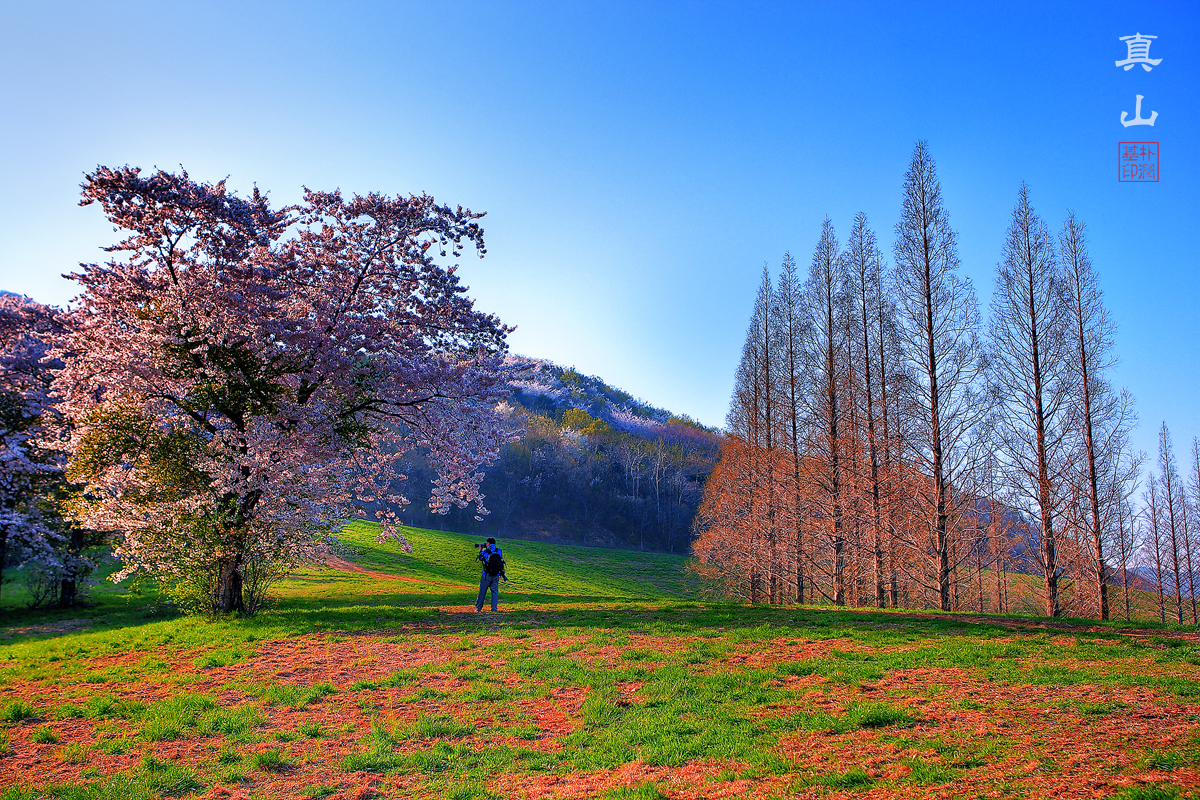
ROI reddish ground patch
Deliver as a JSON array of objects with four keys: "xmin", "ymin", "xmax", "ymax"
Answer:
[{"xmin": 4, "ymin": 623, "xmax": 1200, "ymax": 799}]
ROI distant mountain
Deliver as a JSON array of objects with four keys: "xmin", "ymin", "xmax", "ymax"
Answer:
[{"xmin": 506, "ymin": 355, "xmax": 720, "ymax": 443}]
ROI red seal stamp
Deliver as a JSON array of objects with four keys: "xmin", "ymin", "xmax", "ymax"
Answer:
[{"xmin": 1118, "ymin": 142, "xmax": 1159, "ymax": 182}]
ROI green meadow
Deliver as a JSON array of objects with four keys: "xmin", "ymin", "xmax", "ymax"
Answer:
[{"xmin": 2, "ymin": 524, "xmax": 1199, "ymax": 799}]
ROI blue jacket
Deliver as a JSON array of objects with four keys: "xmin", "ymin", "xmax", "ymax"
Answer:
[{"xmin": 478, "ymin": 544, "xmax": 503, "ymax": 569}]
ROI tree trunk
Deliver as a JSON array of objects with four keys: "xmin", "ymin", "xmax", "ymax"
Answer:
[
  {"xmin": 924, "ymin": 253, "xmax": 951, "ymax": 612},
  {"xmin": 1149, "ymin": 478, "xmax": 1166, "ymax": 624},
  {"xmin": 214, "ymin": 556, "xmax": 245, "ymax": 613},
  {"xmin": 57, "ymin": 527, "xmax": 85, "ymax": 608}
]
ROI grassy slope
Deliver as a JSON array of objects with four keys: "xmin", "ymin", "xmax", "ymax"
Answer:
[
  {"xmin": 331, "ymin": 521, "xmax": 694, "ymax": 600},
  {"xmin": 1, "ymin": 525, "xmax": 1199, "ymax": 800}
]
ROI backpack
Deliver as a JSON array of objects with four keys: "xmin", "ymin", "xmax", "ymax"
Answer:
[{"xmin": 485, "ymin": 552, "xmax": 504, "ymax": 576}]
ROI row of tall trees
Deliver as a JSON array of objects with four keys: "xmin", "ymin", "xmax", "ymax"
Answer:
[
  {"xmin": 695, "ymin": 141, "xmax": 1144, "ymax": 619},
  {"xmin": 1140, "ymin": 424, "xmax": 1200, "ymax": 625}
]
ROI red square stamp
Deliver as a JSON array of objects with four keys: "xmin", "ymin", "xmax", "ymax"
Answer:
[{"xmin": 1118, "ymin": 142, "xmax": 1159, "ymax": 182}]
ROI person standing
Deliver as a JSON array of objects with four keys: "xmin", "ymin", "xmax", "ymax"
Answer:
[{"xmin": 475, "ymin": 537, "xmax": 504, "ymax": 612}]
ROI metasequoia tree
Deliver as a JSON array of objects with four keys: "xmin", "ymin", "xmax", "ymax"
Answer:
[
  {"xmin": 695, "ymin": 142, "xmax": 1167, "ymax": 623},
  {"xmin": 989, "ymin": 184, "xmax": 1073, "ymax": 617},
  {"xmin": 692, "ymin": 437, "xmax": 774, "ymax": 600},
  {"xmin": 873, "ymin": 255, "xmax": 906, "ymax": 608},
  {"xmin": 977, "ymin": 443, "xmax": 1014, "ymax": 614},
  {"xmin": 800, "ymin": 219, "xmax": 849, "ymax": 604},
  {"xmin": 723, "ymin": 268, "xmax": 779, "ymax": 602},
  {"xmin": 1093, "ymin": 404, "xmax": 1143, "ymax": 620},
  {"xmin": 843, "ymin": 213, "xmax": 889, "ymax": 607},
  {"xmin": 891, "ymin": 141, "xmax": 985, "ymax": 611},
  {"xmin": 60, "ymin": 167, "xmax": 513, "ymax": 614},
  {"xmin": 1190, "ymin": 439, "xmax": 1200, "ymax": 620},
  {"xmin": 1114, "ymin": 495, "xmax": 1138, "ymax": 620},
  {"xmin": 1157, "ymin": 423, "xmax": 1187, "ymax": 623},
  {"xmin": 771, "ymin": 253, "xmax": 809, "ymax": 602},
  {"xmin": 1058, "ymin": 212, "xmax": 1137, "ymax": 620},
  {"xmin": 1143, "ymin": 474, "xmax": 1167, "ymax": 623}
]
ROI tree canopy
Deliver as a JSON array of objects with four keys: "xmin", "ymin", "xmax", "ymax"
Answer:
[{"xmin": 57, "ymin": 166, "xmax": 514, "ymax": 612}]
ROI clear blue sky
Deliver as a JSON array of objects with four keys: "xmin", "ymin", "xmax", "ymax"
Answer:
[{"xmin": 1, "ymin": 1, "xmax": 1196, "ymax": 465}]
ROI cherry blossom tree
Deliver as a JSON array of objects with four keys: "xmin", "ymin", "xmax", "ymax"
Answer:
[
  {"xmin": 0, "ymin": 294, "xmax": 72, "ymax": 607},
  {"xmin": 58, "ymin": 166, "xmax": 514, "ymax": 614}
]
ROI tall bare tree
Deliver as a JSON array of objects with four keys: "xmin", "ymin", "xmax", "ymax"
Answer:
[
  {"xmin": 1189, "ymin": 438, "xmax": 1200, "ymax": 621},
  {"xmin": 1114, "ymin": 495, "xmax": 1137, "ymax": 620},
  {"xmin": 1099, "ymin": 409, "xmax": 1143, "ymax": 621},
  {"xmin": 1158, "ymin": 422, "xmax": 1186, "ymax": 623},
  {"xmin": 1144, "ymin": 474, "xmax": 1167, "ymax": 624},
  {"xmin": 1058, "ymin": 213, "xmax": 1122, "ymax": 618},
  {"xmin": 892, "ymin": 141, "xmax": 985, "ymax": 611},
  {"xmin": 772, "ymin": 253, "xmax": 810, "ymax": 603},
  {"xmin": 989, "ymin": 184, "xmax": 1073, "ymax": 617},
  {"xmin": 801, "ymin": 219, "xmax": 849, "ymax": 604},
  {"xmin": 844, "ymin": 213, "xmax": 890, "ymax": 606},
  {"xmin": 726, "ymin": 267, "xmax": 780, "ymax": 602}
]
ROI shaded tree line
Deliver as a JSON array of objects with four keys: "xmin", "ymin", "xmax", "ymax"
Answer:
[
  {"xmin": 694, "ymin": 141, "xmax": 1155, "ymax": 620},
  {"xmin": 399, "ymin": 403, "xmax": 719, "ymax": 553}
]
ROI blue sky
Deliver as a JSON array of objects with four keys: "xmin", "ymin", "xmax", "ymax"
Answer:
[{"xmin": 1, "ymin": 0, "xmax": 1196, "ymax": 464}]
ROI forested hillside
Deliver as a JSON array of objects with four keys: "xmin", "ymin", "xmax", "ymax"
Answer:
[{"xmin": 395, "ymin": 357, "xmax": 721, "ymax": 552}]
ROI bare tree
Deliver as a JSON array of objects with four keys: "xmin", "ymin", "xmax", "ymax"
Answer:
[
  {"xmin": 989, "ymin": 183, "xmax": 1074, "ymax": 617},
  {"xmin": 1114, "ymin": 496, "xmax": 1136, "ymax": 620},
  {"xmin": 800, "ymin": 219, "xmax": 849, "ymax": 604},
  {"xmin": 772, "ymin": 253, "xmax": 811, "ymax": 603},
  {"xmin": 891, "ymin": 141, "xmax": 986, "ymax": 611},
  {"xmin": 1144, "ymin": 474, "xmax": 1167, "ymax": 624},
  {"xmin": 844, "ymin": 213, "xmax": 890, "ymax": 606},
  {"xmin": 1159, "ymin": 422, "xmax": 1186, "ymax": 623},
  {"xmin": 726, "ymin": 267, "xmax": 780, "ymax": 602},
  {"xmin": 1100, "ymin": 415, "xmax": 1143, "ymax": 621},
  {"xmin": 1189, "ymin": 438, "xmax": 1200, "ymax": 621},
  {"xmin": 1179, "ymin": 486, "xmax": 1198, "ymax": 624},
  {"xmin": 1059, "ymin": 213, "xmax": 1124, "ymax": 618}
]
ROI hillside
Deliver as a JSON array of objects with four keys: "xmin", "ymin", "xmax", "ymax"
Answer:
[
  {"xmin": 506, "ymin": 357, "xmax": 717, "ymax": 438},
  {"xmin": 3, "ymin": 524, "xmax": 1200, "ymax": 800},
  {"xmin": 329, "ymin": 522, "xmax": 695, "ymax": 601},
  {"xmin": 396, "ymin": 357, "xmax": 722, "ymax": 553}
]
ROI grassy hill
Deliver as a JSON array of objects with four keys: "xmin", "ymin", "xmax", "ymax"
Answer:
[
  {"xmin": 2, "ymin": 526, "xmax": 1200, "ymax": 800},
  {"xmin": 328, "ymin": 522, "xmax": 695, "ymax": 601}
]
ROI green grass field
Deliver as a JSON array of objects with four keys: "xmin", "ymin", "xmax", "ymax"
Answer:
[{"xmin": 2, "ymin": 524, "xmax": 1200, "ymax": 799}]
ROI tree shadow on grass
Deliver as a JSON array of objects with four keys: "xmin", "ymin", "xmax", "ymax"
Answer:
[{"xmin": 4, "ymin": 576, "xmax": 1187, "ymax": 649}]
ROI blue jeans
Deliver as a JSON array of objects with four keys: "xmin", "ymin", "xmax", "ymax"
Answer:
[{"xmin": 476, "ymin": 572, "xmax": 500, "ymax": 611}]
